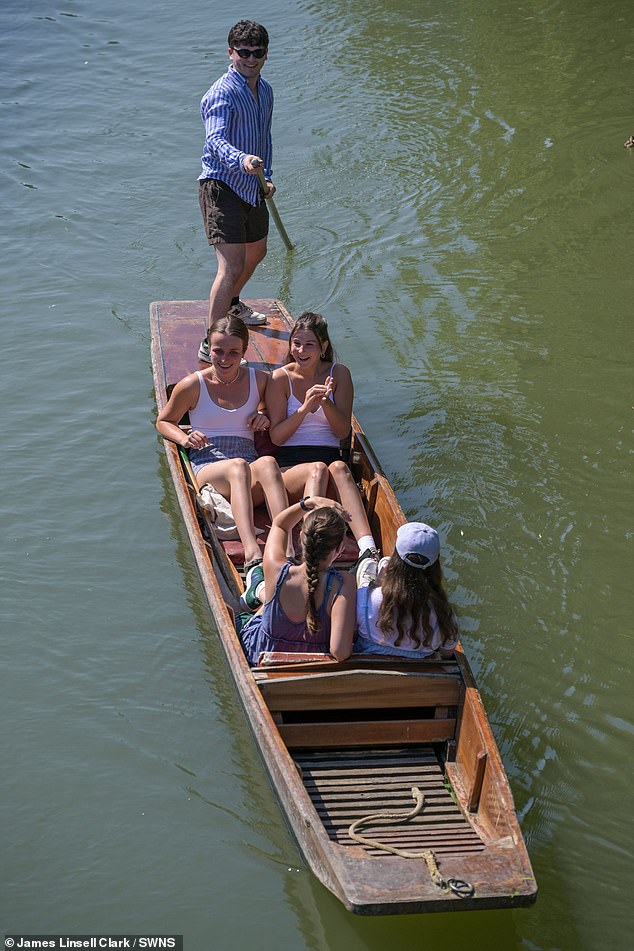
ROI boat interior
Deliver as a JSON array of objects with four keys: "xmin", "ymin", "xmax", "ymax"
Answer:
[
  {"xmin": 253, "ymin": 654, "xmax": 489, "ymax": 861},
  {"xmin": 175, "ymin": 431, "xmax": 516, "ymax": 864}
]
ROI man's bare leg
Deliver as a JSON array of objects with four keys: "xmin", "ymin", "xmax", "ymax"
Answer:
[
  {"xmin": 207, "ymin": 237, "xmax": 267, "ymax": 327},
  {"xmin": 207, "ymin": 242, "xmax": 247, "ymax": 327}
]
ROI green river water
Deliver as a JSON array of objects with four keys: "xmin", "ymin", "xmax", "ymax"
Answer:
[{"xmin": 2, "ymin": 1, "xmax": 632, "ymax": 948}]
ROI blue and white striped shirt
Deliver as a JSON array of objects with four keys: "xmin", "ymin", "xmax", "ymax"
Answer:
[{"xmin": 199, "ymin": 66, "xmax": 274, "ymax": 207}]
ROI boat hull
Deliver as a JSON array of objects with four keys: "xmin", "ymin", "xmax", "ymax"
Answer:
[{"xmin": 150, "ymin": 299, "xmax": 537, "ymax": 914}]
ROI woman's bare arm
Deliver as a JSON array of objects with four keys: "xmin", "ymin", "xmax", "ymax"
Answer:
[
  {"xmin": 328, "ymin": 572, "xmax": 356, "ymax": 660},
  {"xmin": 156, "ymin": 375, "xmax": 205, "ymax": 449},
  {"xmin": 319, "ymin": 364, "xmax": 353, "ymax": 440},
  {"xmin": 266, "ymin": 369, "xmax": 307, "ymax": 446}
]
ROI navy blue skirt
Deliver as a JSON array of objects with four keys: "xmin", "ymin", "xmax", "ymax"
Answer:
[{"xmin": 275, "ymin": 444, "xmax": 341, "ymax": 468}]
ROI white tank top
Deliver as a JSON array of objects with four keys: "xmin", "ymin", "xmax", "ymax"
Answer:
[
  {"xmin": 282, "ymin": 365, "xmax": 340, "ymax": 447},
  {"xmin": 189, "ymin": 368, "xmax": 259, "ymax": 440}
]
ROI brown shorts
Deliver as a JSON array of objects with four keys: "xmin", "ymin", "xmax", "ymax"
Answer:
[{"xmin": 198, "ymin": 178, "xmax": 269, "ymax": 245}]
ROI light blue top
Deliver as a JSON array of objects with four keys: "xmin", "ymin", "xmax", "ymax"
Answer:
[
  {"xmin": 355, "ymin": 584, "xmax": 458, "ymax": 657},
  {"xmin": 199, "ymin": 66, "xmax": 273, "ymax": 206}
]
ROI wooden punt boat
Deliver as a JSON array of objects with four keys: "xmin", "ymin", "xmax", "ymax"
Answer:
[{"xmin": 150, "ymin": 298, "xmax": 537, "ymax": 915}]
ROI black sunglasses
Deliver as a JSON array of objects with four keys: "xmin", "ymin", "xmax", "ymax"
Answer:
[{"xmin": 232, "ymin": 47, "xmax": 267, "ymax": 59}]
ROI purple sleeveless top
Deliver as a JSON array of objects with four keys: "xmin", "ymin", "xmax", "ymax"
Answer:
[{"xmin": 239, "ymin": 561, "xmax": 344, "ymax": 666}]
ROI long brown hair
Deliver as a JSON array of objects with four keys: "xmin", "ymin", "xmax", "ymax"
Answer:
[
  {"xmin": 300, "ymin": 507, "xmax": 347, "ymax": 637},
  {"xmin": 286, "ymin": 312, "xmax": 335, "ymax": 364},
  {"xmin": 376, "ymin": 555, "xmax": 458, "ymax": 648}
]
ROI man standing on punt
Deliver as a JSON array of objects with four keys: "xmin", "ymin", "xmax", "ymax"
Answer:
[{"xmin": 197, "ymin": 20, "xmax": 275, "ymax": 363}]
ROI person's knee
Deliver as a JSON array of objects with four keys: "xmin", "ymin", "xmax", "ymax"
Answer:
[
  {"xmin": 219, "ymin": 261, "xmax": 245, "ymax": 285},
  {"xmin": 257, "ymin": 455, "xmax": 282, "ymax": 479},
  {"xmin": 310, "ymin": 461, "xmax": 328, "ymax": 483},
  {"xmin": 329, "ymin": 460, "xmax": 351, "ymax": 481},
  {"xmin": 228, "ymin": 457, "xmax": 251, "ymax": 481}
]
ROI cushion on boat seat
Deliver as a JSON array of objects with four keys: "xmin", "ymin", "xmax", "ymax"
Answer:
[
  {"xmin": 335, "ymin": 532, "xmax": 359, "ymax": 563},
  {"xmin": 256, "ymin": 651, "xmax": 453, "ymax": 667},
  {"xmin": 222, "ymin": 504, "xmax": 269, "ymax": 566},
  {"xmin": 254, "ymin": 429, "xmax": 277, "ymax": 457},
  {"xmin": 258, "ymin": 651, "xmax": 333, "ymax": 666}
]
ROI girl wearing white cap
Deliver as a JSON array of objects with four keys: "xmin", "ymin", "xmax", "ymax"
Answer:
[{"xmin": 354, "ymin": 522, "xmax": 458, "ymax": 658}]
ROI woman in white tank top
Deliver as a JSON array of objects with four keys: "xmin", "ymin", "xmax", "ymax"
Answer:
[
  {"xmin": 266, "ymin": 312, "xmax": 379, "ymax": 564},
  {"xmin": 157, "ymin": 316, "xmax": 289, "ymax": 571}
]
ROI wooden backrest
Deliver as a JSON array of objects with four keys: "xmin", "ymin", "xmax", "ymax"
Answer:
[
  {"xmin": 258, "ymin": 668, "xmax": 461, "ymax": 712},
  {"xmin": 255, "ymin": 658, "xmax": 463, "ymax": 750}
]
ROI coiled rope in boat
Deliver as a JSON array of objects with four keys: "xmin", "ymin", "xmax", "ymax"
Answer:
[{"xmin": 347, "ymin": 786, "xmax": 475, "ymax": 897}]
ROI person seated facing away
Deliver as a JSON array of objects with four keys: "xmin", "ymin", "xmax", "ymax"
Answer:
[
  {"xmin": 355, "ymin": 522, "xmax": 459, "ymax": 658},
  {"xmin": 156, "ymin": 314, "xmax": 289, "ymax": 575},
  {"xmin": 238, "ymin": 497, "xmax": 357, "ymax": 666},
  {"xmin": 266, "ymin": 311, "xmax": 380, "ymax": 563}
]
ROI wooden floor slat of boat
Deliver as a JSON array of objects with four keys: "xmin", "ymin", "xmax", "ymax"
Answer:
[
  {"xmin": 294, "ymin": 746, "xmax": 485, "ymax": 855},
  {"xmin": 296, "ymin": 748, "xmax": 438, "ymax": 769}
]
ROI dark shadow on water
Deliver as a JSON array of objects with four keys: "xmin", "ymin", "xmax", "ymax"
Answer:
[
  {"xmin": 155, "ymin": 445, "xmax": 304, "ymax": 859},
  {"xmin": 283, "ymin": 865, "xmax": 525, "ymax": 951}
]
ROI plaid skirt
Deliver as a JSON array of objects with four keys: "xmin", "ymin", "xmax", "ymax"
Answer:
[{"xmin": 188, "ymin": 435, "xmax": 257, "ymax": 474}]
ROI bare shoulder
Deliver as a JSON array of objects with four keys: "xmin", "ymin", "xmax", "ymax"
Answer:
[
  {"xmin": 170, "ymin": 370, "xmax": 201, "ymax": 398},
  {"xmin": 254, "ymin": 367, "xmax": 270, "ymax": 393},
  {"xmin": 271, "ymin": 364, "xmax": 291, "ymax": 381},
  {"xmin": 333, "ymin": 362, "xmax": 352, "ymax": 382},
  {"xmin": 263, "ymin": 549, "xmax": 286, "ymax": 574},
  {"xmin": 328, "ymin": 570, "xmax": 356, "ymax": 615},
  {"xmin": 263, "ymin": 551, "xmax": 293, "ymax": 589},
  {"xmin": 269, "ymin": 366, "xmax": 291, "ymax": 391},
  {"xmin": 159, "ymin": 371, "xmax": 201, "ymax": 421},
  {"xmin": 338, "ymin": 571, "xmax": 357, "ymax": 596}
]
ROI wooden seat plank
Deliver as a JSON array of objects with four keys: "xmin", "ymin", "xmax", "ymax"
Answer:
[
  {"xmin": 280, "ymin": 718, "xmax": 456, "ymax": 748},
  {"xmin": 302, "ymin": 774, "xmax": 447, "ymax": 792}
]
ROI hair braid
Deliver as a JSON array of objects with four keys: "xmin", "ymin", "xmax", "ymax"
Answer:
[
  {"xmin": 300, "ymin": 508, "xmax": 347, "ymax": 638},
  {"xmin": 302, "ymin": 528, "xmax": 322, "ymax": 637}
]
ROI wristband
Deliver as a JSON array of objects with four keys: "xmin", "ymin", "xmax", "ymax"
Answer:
[{"xmin": 299, "ymin": 497, "xmax": 310, "ymax": 511}]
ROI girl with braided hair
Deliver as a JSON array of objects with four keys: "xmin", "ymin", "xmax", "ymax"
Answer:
[{"xmin": 238, "ymin": 496, "xmax": 356, "ymax": 665}]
